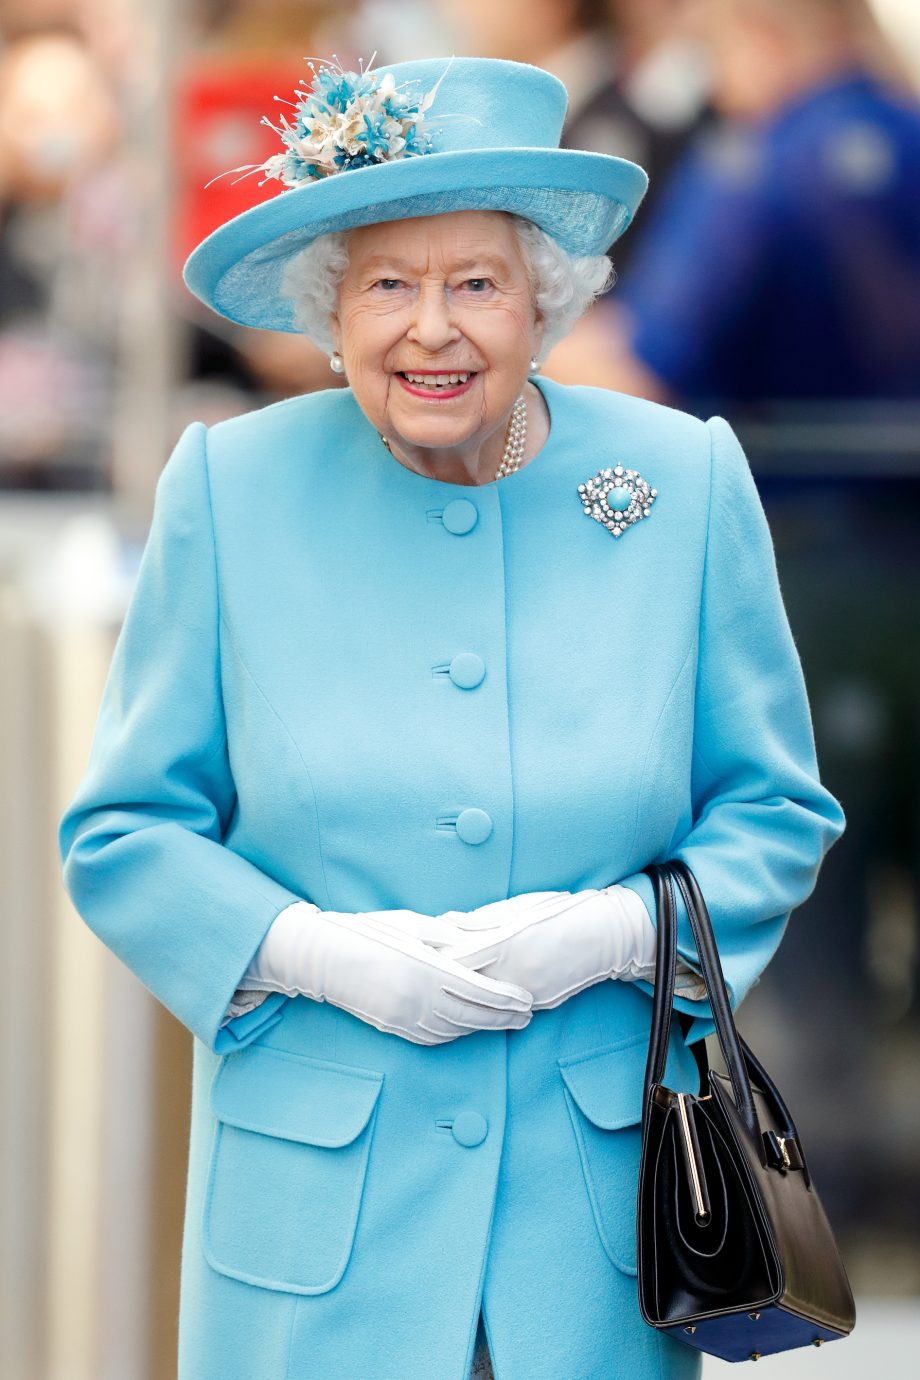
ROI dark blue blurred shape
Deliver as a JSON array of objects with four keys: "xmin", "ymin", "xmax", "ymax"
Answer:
[{"xmin": 616, "ymin": 70, "xmax": 920, "ymax": 409}]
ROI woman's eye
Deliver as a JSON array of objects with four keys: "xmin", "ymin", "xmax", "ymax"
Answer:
[
  {"xmin": 374, "ymin": 278, "xmax": 404, "ymax": 291},
  {"xmin": 463, "ymin": 278, "xmax": 491, "ymax": 292}
]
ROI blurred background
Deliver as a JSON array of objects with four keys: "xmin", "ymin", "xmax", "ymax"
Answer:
[{"xmin": 1, "ymin": 0, "xmax": 918, "ymax": 1376}]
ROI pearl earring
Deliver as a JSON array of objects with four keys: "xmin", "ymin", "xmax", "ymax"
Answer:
[
  {"xmin": 529, "ymin": 356, "xmax": 541, "ymax": 373},
  {"xmin": 329, "ymin": 351, "xmax": 345, "ymax": 374}
]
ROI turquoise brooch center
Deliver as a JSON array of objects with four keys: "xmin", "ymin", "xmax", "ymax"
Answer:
[{"xmin": 578, "ymin": 465, "xmax": 657, "ymax": 538}]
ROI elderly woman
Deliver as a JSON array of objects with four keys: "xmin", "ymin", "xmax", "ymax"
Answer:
[{"xmin": 58, "ymin": 56, "xmax": 844, "ymax": 1380}]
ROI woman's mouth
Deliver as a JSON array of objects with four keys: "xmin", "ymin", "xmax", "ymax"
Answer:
[{"xmin": 396, "ymin": 371, "xmax": 477, "ymax": 399}]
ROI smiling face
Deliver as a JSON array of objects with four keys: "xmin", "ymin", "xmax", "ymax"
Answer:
[{"xmin": 330, "ymin": 210, "xmax": 544, "ymax": 465}]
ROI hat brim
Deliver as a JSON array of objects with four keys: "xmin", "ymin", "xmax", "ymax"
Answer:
[{"xmin": 182, "ymin": 147, "xmax": 648, "ymax": 333}]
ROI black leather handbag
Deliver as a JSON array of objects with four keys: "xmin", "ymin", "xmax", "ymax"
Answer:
[{"xmin": 637, "ymin": 858, "xmax": 856, "ymax": 1362}]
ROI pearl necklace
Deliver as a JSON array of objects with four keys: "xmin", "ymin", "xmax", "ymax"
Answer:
[
  {"xmin": 493, "ymin": 393, "xmax": 528, "ymax": 479},
  {"xmin": 379, "ymin": 393, "xmax": 528, "ymax": 482}
]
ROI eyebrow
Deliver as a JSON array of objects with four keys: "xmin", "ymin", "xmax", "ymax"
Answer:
[{"xmin": 357, "ymin": 254, "xmax": 513, "ymax": 274}]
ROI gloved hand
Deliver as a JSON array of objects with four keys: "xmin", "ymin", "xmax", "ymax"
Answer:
[
  {"xmin": 350, "ymin": 888, "xmax": 706, "ymax": 1010},
  {"xmin": 432, "ymin": 885, "xmax": 660, "ymax": 1010},
  {"xmin": 353, "ymin": 896, "xmax": 561, "ymax": 953},
  {"xmin": 234, "ymin": 900, "xmax": 534, "ymax": 1045}
]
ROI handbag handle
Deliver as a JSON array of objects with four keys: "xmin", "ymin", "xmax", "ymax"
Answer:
[
  {"xmin": 642, "ymin": 863, "xmax": 678, "ymax": 1103},
  {"xmin": 642, "ymin": 859, "xmax": 761, "ymax": 1143}
]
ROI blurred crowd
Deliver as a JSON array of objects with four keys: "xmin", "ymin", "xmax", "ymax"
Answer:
[
  {"xmin": 1, "ymin": 0, "xmax": 918, "ymax": 487},
  {"xmin": 1, "ymin": 0, "xmax": 919, "ymax": 1293},
  {"xmin": 548, "ymin": 0, "xmax": 920, "ymax": 411}
]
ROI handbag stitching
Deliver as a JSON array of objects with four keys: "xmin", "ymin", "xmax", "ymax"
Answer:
[
  {"xmin": 669, "ymin": 1123, "xmax": 729, "ymax": 1260},
  {"xmin": 706, "ymin": 1077, "xmax": 784, "ymax": 1297}
]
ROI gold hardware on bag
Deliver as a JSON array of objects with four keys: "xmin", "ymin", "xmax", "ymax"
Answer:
[
  {"xmin": 683, "ymin": 1325, "xmax": 697, "ymax": 1334},
  {"xmin": 813, "ymin": 1338, "xmax": 825, "ymax": 1347},
  {"xmin": 776, "ymin": 1135, "xmax": 792, "ymax": 1170},
  {"xmin": 748, "ymin": 1312, "xmax": 761, "ymax": 1321},
  {"xmin": 749, "ymin": 1353, "xmax": 762, "ymax": 1361},
  {"xmin": 676, "ymin": 1093, "xmax": 711, "ymax": 1224}
]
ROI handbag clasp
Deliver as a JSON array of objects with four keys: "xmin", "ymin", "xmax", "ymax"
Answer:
[
  {"xmin": 763, "ymin": 1128, "xmax": 803, "ymax": 1172},
  {"xmin": 676, "ymin": 1093, "xmax": 712, "ymax": 1225}
]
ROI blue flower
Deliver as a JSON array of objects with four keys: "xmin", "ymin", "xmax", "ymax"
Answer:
[{"xmin": 204, "ymin": 56, "xmax": 453, "ymax": 193}]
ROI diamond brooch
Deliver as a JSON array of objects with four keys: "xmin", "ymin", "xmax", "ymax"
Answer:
[{"xmin": 577, "ymin": 465, "xmax": 657, "ymax": 538}]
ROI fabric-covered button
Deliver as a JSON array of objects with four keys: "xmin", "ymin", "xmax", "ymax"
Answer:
[
  {"xmin": 456, "ymin": 808, "xmax": 493, "ymax": 845},
  {"xmin": 441, "ymin": 499, "xmax": 478, "ymax": 534},
  {"xmin": 448, "ymin": 653, "xmax": 486, "ymax": 689},
  {"xmin": 452, "ymin": 1110, "xmax": 488, "ymax": 1147}
]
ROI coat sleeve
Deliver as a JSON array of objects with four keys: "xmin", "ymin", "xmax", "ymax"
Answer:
[
  {"xmin": 618, "ymin": 414, "xmax": 846, "ymax": 1044},
  {"xmin": 57, "ymin": 421, "xmax": 303, "ymax": 1054}
]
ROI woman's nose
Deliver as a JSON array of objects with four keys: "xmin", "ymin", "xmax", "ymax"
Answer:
[{"xmin": 406, "ymin": 283, "xmax": 461, "ymax": 351}]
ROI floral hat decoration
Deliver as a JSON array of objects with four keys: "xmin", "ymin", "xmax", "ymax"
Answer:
[
  {"xmin": 241, "ymin": 54, "xmax": 448, "ymax": 187},
  {"xmin": 182, "ymin": 55, "xmax": 649, "ymax": 334}
]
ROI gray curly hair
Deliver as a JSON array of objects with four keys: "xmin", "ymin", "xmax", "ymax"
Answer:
[{"xmin": 279, "ymin": 213, "xmax": 615, "ymax": 359}]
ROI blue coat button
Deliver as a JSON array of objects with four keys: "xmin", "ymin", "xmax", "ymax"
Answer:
[
  {"xmin": 451, "ymin": 1110, "xmax": 488, "ymax": 1147},
  {"xmin": 455, "ymin": 808, "xmax": 493, "ymax": 845},
  {"xmin": 441, "ymin": 499, "xmax": 478, "ymax": 534},
  {"xmin": 448, "ymin": 653, "xmax": 486, "ymax": 689}
]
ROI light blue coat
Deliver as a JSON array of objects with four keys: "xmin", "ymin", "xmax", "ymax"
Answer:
[{"xmin": 58, "ymin": 378, "xmax": 845, "ymax": 1380}]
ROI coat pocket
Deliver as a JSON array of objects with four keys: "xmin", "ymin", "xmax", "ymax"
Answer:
[
  {"xmin": 202, "ymin": 1044, "xmax": 384, "ymax": 1295},
  {"xmin": 557, "ymin": 1034, "xmax": 647, "ymax": 1277},
  {"xmin": 557, "ymin": 1031, "xmax": 699, "ymax": 1278}
]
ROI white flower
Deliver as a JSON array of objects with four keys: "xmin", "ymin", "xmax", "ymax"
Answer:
[{"xmin": 205, "ymin": 57, "xmax": 455, "ymax": 194}]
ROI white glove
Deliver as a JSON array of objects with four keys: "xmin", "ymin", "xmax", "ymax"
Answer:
[
  {"xmin": 233, "ymin": 901, "xmax": 534, "ymax": 1045},
  {"xmin": 434, "ymin": 886, "xmax": 706, "ymax": 1009}
]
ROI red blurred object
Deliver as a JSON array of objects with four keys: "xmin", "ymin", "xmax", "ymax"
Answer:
[{"xmin": 172, "ymin": 56, "xmax": 308, "ymax": 279}]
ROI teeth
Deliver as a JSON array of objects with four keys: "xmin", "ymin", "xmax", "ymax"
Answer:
[{"xmin": 403, "ymin": 372, "xmax": 472, "ymax": 386}]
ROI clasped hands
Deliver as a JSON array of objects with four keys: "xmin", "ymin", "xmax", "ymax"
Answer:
[
  {"xmin": 240, "ymin": 885, "xmax": 657, "ymax": 1047},
  {"xmin": 364, "ymin": 887, "xmax": 655, "ymax": 1004}
]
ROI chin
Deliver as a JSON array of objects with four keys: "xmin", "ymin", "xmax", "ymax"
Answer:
[{"xmin": 392, "ymin": 416, "xmax": 480, "ymax": 451}]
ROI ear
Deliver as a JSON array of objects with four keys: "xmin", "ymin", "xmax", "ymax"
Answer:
[{"xmin": 329, "ymin": 313, "xmax": 342, "ymax": 354}]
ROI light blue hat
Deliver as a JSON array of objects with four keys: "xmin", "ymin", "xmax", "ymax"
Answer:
[{"xmin": 182, "ymin": 55, "xmax": 649, "ymax": 333}]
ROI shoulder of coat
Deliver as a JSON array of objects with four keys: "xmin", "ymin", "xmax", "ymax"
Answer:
[
  {"xmin": 205, "ymin": 387, "xmax": 353, "ymax": 458},
  {"xmin": 542, "ymin": 378, "xmax": 710, "ymax": 457}
]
